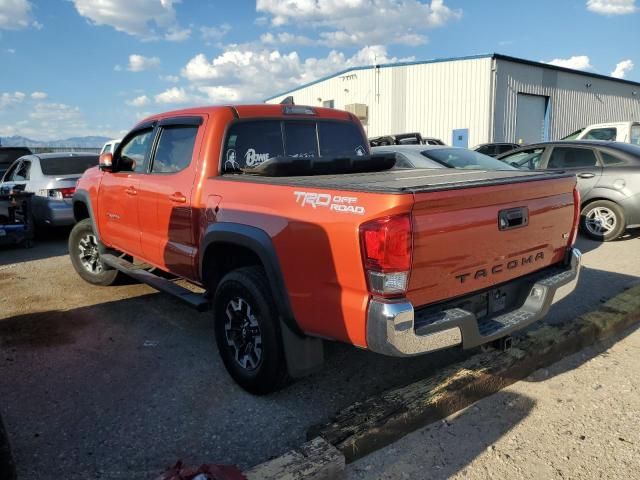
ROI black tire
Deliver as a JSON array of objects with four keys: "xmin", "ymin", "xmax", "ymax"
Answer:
[
  {"xmin": 213, "ymin": 266, "xmax": 288, "ymax": 395},
  {"xmin": 68, "ymin": 219, "xmax": 119, "ymax": 286},
  {"xmin": 580, "ymin": 200, "xmax": 626, "ymax": 242}
]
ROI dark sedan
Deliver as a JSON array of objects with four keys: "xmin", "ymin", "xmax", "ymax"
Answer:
[{"xmin": 498, "ymin": 141, "xmax": 640, "ymax": 241}]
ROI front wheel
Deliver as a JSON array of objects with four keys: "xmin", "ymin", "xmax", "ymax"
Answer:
[
  {"xmin": 68, "ymin": 219, "xmax": 119, "ymax": 286},
  {"xmin": 580, "ymin": 200, "xmax": 625, "ymax": 242},
  {"xmin": 213, "ymin": 266, "xmax": 288, "ymax": 395}
]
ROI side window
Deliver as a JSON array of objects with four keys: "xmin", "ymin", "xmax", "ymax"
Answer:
[
  {"xmin": 223, "ymin": 121, "xmax": 283, "ymax": 172},
  {"xmin": 498, "ymin": 144, "xmax": 516, "ymax": 154},
  {"xmin": 631, "ymin": 125, "xmax": 640, "ymax": 145},
  {"xmin": 322, "ymin": 100, "xmax": 335, "ymax": 108},
  {"xmin": 600, "ymin": 151, "xmax": 627, "ymax": 166},
  {"xmin": 548, "ymin": 148, "xmax": 598, "ymax": 169},
  {"xmin": 476, "ymin": 145, "xmax": 491, "ymax": 155},
  {"xmin": 119, "ymin": 129, "xmax": 154, "ymax": 173},
  {"xmin": 14, "ymin": 161, "xmax": 30, "ymax": 181},
  {"xmin": 393, "ymin": 153, "xmax": 414, "ymax": 169},
  {"xmin": 583, "ymin": 127, "xmax": 617, "ymax": 141},
  {"xmin": 101, "ymin": 144, "xmax": 111, "ymax": 154},
  {"xmin": 151, "ymin": 126, "xmax": 198, "ymax": 174}
]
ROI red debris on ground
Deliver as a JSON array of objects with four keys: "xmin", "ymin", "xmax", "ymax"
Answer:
[{"xmin": 155, "ymin": 461, "xmax": 246, "ymax": 480}]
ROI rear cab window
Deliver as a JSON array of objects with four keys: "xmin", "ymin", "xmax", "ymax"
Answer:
[{"xmin": 222, "ymin": 120, "xmax": 367, "ymax": 173}]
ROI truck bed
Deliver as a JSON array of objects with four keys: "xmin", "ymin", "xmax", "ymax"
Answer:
[{"xmin": 220, "ymin": 168, "xmax": 574, "ymax": 194}]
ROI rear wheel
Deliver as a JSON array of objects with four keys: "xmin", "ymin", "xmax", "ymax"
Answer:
[
  {"xmin": 213, "ymin": 266, "xmax": 288, "ymax": 394},
  {"xmin": 580, "ymin": 200, "xmax": 625, "ymax": 242},
  {"xmin": 68, "ymin": 219, "xmax": 119, "ymax": 286}
]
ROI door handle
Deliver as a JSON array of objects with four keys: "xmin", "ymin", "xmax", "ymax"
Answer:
[
  {"xmin": 169, "ymin": 193, "xmax": 187, "ymax": 203},
  {"xmin": 125, "ymin": 186, "xmax": 137, "ymax": 196},
  {"xmin": 578, "ymin": 173, "xmax": 596, "ymax": 179}
]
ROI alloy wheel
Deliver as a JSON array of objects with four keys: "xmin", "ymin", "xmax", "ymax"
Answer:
[
  {"xmin": 78, "ymin": 233, "xmax": 104, "ymax": 274},
  {"xmin": 584, "ymin": 206, "xmax": 617, "ymax": 236},
  {"xmin": 224, "ymin": 297, "xmax": 263, "ymax": 371}
]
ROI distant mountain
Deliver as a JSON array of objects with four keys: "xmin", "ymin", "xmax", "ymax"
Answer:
[{"xmin": 0, "ymin": 135, "xmax": 111, "ymax": 148}]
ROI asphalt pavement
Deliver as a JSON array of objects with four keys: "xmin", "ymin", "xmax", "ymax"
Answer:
[{"xmin": 0, "ymin": 229, "xmax": 639, "ymax": 479}]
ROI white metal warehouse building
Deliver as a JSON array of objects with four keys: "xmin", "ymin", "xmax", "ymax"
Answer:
[{"xmin": 265, "ymin": 53, "xmax": 640, "ymax": 148}]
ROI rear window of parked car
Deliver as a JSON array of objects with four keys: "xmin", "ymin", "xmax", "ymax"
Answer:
[
  {"xmin": 40, "ymin": 155, "xmax": 99, "ymax": 175},
  {"xmin": 223, "ymin": 120, "xmax": 367, "ymax": 172},
  {"xmin": 421, "ymin": 148, "xmax": 516, "ymax": 170}
]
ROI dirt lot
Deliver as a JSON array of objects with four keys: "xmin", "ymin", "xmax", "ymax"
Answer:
[{"xmin": 1, "ymin": 229, "xmax": 640, "ymax": 479}]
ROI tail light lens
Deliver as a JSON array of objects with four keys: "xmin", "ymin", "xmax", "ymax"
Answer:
[
  {"xmin": 48, "ymin": 187, "xmax": 76, "ymax": 200},
  {"xmin": 569, "ymin": 187, "xmax": 580, "ymax": 246},
  {"xmin": 359, "ymin": 214, "xmax": 412, "ymax": 297}
]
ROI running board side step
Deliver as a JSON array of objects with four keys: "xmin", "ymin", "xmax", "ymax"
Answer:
[{"xmin": 101, "ymin": 254, "xmax": 210, "ymax": 312}]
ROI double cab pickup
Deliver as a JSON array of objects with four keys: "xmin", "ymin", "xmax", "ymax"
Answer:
[{"xmin": 70, "ymin": 104, "xmax": 581, "ymax": 394}]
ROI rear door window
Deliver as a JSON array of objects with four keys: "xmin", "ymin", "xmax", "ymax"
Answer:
[
  {"xmin": 14, "ymin": 161, "xmax": 30, "ymax": 181},
  {"xmin": 547, "ymin": 147, "xmax": 598, "ymax": 168},
  {"xmin": 151, "ymin": 126, "xmax": 198, "ymax": 174},
  {"xmin": 502, "ymin": 148, "xmax": 545, "ymax": 169},
  {"xmin": 583, "ymin": 127, "xmax": 617, "ymax": 141}
]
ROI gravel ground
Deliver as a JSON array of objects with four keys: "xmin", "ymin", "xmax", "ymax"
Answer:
[
  {"xmin": 346, "ymin": 324, "xmax": 640, "ymax": 480},
  {"xmin": 0, "ymin": 230, "xmax": 639, "ymax": 479}
]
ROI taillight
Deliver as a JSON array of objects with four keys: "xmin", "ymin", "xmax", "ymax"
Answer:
[
  {"xmin": 49, "ymin": 187, "xmax": 76, "ymax": 200},
  {"xmin": 359, "ymin": 214, "xmax": 412, "ymax": 297},
  {"xmin": 569, "ymin": 187, "xmax": 581, "ymax": 246}
]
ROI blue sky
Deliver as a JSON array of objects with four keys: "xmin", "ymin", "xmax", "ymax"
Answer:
[{"xmin": 0, "ymin": 0, "xmax": 638, "ymax": 141}]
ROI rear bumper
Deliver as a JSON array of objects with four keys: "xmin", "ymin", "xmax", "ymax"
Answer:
[
  {"xmin": 32, "ymin": 198, "xmax": 74, "ymax": 227},
  {"xmin": 366, "ymin": 248, "xmax": 582, "ymax": 357}
]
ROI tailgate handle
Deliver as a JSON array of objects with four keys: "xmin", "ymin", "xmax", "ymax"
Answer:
[{"xmin": 498, "ymin": 207, "xmax": 528, "ymax": 231}]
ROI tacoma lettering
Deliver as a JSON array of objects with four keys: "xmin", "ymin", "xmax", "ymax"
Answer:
[{"xmin": 455, "ymin": 252, "xmax": 545, "ymax": 284}]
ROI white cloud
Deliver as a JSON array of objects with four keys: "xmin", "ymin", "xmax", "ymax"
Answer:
[
  {"xmin": 164, "ymin": 26, "xmax": 191, "ymax": 42},
  {"xmin": 6, "ymin": 48, "xmax": 16, "ymax": 54},
  {"xmin": 200, "ymin": 24, "xmax": 231, "ymax": 43},
  {"xmin": 0, "ymin": 0, "xmax": 38, "ymax": 30},
  {"xmin": 256, "ymin": 0, "xmax": 461, "ymax": 47},
  {"xmin": 29, "ymin": 102, "xmax": 82, "ymax": 121},
  {"xmin": 30, "ymin": 91, "xmax": 48, "ymax": 100},
  {"xmin": 154, "ymin": 87, "xmax": 192, "ymax": 104},
  {"xmin": 159, "ymin": 74, "xmax": 180, "ymax": 83},
  {"xmin": 586, "ymin": 0, "xmax": 637, "ymax": 15},
  {"xmin": 127, "ymin": 54, "xmax": 161, "ymax": 72},
  {"xmin": 260, "ymin": 32, "xmax": 315, "ymax": 46},
  {"xmin": 610, "ymin": 59, "xmax": 634, "ymax": 78},
  {"xmin": 0, "ymin": 91, "xmax": 26, "ymax": 110},
  {"xmin": 126, "ymin": 95, "xmax": 150, "ymax": 107},
  {"xmin": 180, "ymin": 44, "xmax": 411, "ymax": 102},
  {"xmin": 71, "ymin": 0, "xmax": 183, "ymax": 39},
  {"xmin": 545, "ymin": 55, "xmax": 593, "ymax": 71}
]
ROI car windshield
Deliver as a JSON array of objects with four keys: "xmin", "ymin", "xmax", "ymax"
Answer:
[
  {"xmin": 562, "ymin": 129, "xmax": 584, "ymax": 140},
  {"xmin": 40, "ymin": 155, "xmax": 99, "ymax": 175},
  {"xmin": 420, "ymin": 148, "xmax": 517, "ymax": 170}
]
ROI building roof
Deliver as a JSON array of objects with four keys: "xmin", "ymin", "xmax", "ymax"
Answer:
[{"xmin": 264, "ymin": 53, "xmax": 640, "ymax": 102}]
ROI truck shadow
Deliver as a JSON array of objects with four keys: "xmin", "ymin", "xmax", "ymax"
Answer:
[{"xmin": 0, "ymin": 227, "xmax": 69, "ymax": 267}]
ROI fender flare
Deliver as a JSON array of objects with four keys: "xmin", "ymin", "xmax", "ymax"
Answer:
[
  {"xmin": 72, "ymin": 189, "xmax": 101, "ymax": 242},
  {"xmin": 200, "ymin": 222, "xmax": 303, "ymax": 336}
]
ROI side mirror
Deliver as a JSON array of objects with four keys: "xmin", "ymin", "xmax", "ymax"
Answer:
[{"xmin": 99, "ymin": 152, "xmax": 113, "ymax": 172}]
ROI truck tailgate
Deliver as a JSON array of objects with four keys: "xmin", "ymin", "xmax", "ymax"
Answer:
[{"xmin": 407, "ymin": 175, "xmax": 576, "ymax": 308}]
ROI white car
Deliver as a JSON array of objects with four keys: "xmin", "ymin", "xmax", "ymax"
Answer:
[
  {"xmin": 100, "ymin": 138, "xmax": 122, "ymax": 154},
  {"xmin": 564, "ymin": 121, "xmax": 640, "ymax": 144}
]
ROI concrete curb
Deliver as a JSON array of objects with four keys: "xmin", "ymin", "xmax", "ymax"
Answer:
[
  {"xmin": 309, "ymin": 284, "xmax": 640, "ymax": 464},
  {"xmin": 244, "ymin": 437, "xmax": 345, "ymax": 480}
]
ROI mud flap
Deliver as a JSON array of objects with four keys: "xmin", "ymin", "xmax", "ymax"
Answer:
[{"xmin": 280, "ymin": 318, "xmax": 324, "ymax": 379}]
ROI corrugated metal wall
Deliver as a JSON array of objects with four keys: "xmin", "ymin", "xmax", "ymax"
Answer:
[
  {"xmin": 494, "ymin": 59, "xmax": 640, "ymax": 142},
  {"xmin": 266, "ymin": 57, "xmax": 494, "ymax": 147}
]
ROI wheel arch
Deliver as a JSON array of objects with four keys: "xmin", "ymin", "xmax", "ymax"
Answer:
[
  {"xmin": 72, "ymin": 189, "xmax": 101, "ymax": 242},
  {"xmin": 200, "ymin": 222, "xmax": 303, "ymax": 336}
]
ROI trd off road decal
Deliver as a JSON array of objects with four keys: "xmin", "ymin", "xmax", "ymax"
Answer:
[{"xmin": 294, "ymin": 191, "xmax": 365, "ymax": 215}]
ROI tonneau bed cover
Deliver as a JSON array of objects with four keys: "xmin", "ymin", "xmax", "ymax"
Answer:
[{"xmin": 220, "ymin": 168, "xmax": 574, "ymax": 194}]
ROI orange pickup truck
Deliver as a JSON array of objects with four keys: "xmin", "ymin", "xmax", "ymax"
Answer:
[{"xmin": 70, "ymin": 104, "xmax": 581, "ymax": 394}]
